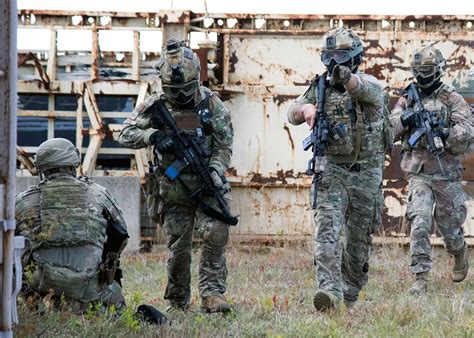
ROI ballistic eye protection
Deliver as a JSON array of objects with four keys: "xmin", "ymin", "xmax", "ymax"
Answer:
[
  {"xmin": 162, "ymin": 80, "xmax": 199, "ymax": 99},
  {"xmin": 321, "ymin": 48, "xmax": 362, "ymax": 66},
  {"xmin": 411, "ymin": 65, "xmax": 437, "ymax": 78}
]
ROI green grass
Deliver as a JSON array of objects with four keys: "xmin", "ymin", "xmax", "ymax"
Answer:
[{"xmin": 14, "ymin": 243, "xmax": 474, "ymax": 337}]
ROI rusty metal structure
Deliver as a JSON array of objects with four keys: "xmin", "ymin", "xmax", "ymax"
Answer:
[{"xmin": 16, "ymin": 9, "xmax": 474, "ymax": 243}]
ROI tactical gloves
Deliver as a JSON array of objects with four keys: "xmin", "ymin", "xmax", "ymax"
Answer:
[
  {"xmin": 401, "ymin": 110, "xmax": 417, "ymax": 128},
  {"xmin": 330, "ymin": 65, "xmax": 352, "ymax": 86},
  {"xmin": 150, "ymin": 132, "xmax": 175, "ymax": 154},
  {"xmin": 209, "ymin": 167, "xmax": 224, "ymax": 189},
  {"xmin": 432, "ymin": 128, "xmax": 449, "ymax": 142}
]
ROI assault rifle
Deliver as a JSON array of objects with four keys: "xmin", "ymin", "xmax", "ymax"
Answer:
[
  {"xmin": 303, "ymin": 75, "xmax": 329, "ymax": 209},
  {"xmin": 406, "ymin": 83, "xmax": 445, "ymax": 173},
  {"xmin": 150, "ymin": 100, "xmax": 239, "ymax": 226}
]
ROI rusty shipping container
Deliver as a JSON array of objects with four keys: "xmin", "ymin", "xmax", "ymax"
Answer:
[{"xmin": 16, "ymin": 10, "xmax": 474, "ymax": 243}]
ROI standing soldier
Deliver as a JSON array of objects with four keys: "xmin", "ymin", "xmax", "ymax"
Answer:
[
  {"xmin": 16, "ymin": 138, "xmax": 129, "ymax": 312},
  {"xmin": 390, "ymin": 46, "xmax": 472, "ymax": 295},
  {"xmin": 287, "ymin": 28, "xmax": 389, "ymax": 311},
  {"xmin": 118, "ymin": 39, "xmax": 234, "ymax": 314}
]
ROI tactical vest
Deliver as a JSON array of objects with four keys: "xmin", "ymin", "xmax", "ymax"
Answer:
[
  {"xmin": 30, "ymin": 177, "xmax": 107, "ymax": 301},
  {"xmin": 401, "ymin": 84, "xmax": 452, "ymax": 151},
  {"xmin": 152, "ymin": 89, "xmax": 214, "ymax": 205},
  {"xmin": 323, "ymin": 87, "xmax": 385, "ymax": 164}
]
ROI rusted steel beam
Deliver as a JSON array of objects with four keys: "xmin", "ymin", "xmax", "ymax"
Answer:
[
  {"xmin": 132, "ymin": 31, "xmax": 140, "ymax": 81},
  {"xmin": 91, "ymin": 27, "xmax": 99, "ymax": 81},
  {"xmin": 17, "ymin": 109, "xmax": 130, "ymax": 118},
  {"xmin": 16, "ymin": 146, "xmax": 37, "ymax": 176},
  {"xmin": 18, "ymin": 80, "xmax": 143, "ymax": 95},
  {"xmin": 17, "ymin": 10, "xmax": 474, "ymax": 21}
]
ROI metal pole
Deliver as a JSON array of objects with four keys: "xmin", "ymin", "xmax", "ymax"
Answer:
[{"xmin": 0, "ymin": 0, "xmax": 18, "ymax": 335}]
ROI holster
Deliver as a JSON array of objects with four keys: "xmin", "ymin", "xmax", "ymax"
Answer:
[{"xmin": 99, "ymin": 252, "xmax": 119, "ymax": 286}]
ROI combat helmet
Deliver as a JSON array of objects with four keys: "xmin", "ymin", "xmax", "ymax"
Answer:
[
  {"xmin": 156, "ymin": 39, "xmax": 201, "ymax": 105},
  {"xmin": 410, "ymin": 45, "xmax": 446, "ymax": 88},
  {"xmin": 35, "ymin": 138, "xmax": 80, "ymax": 175},
  {"xmin": 321, "ymin": 28, "xmax": 364, "ymax": 74}
]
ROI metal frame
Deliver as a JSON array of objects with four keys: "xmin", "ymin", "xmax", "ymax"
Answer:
[{"xmin": 15, "ymin": 9, "xmax": 474, "ymax": 239}]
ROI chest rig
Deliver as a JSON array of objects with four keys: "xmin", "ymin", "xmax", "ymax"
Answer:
[
  {"xmin": 37, "ymin": 177, "xmax": 107, "ymax": 251},
  {"xmin": 324, "ymin": 87, "xmax": 385, "ymax": 162},
  {"xmin": 151, "ymin": 92, "xmax": 213, "ymax": 169},
  {"xmin": 402, "ymin": 84, "xmax": 451, "ymax": 151}
]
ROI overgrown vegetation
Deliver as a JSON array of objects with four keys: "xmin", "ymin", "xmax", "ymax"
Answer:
[{"xmin": 14, "ymin": 243, "xmax": 474, "ymax": 337}]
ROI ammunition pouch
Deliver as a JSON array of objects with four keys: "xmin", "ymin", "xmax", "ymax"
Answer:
[
  {"xmin": 31, "ymin": 263, "xmax": 99, "ymax": 302},
  {"xmin": 145, "ymin": 171, "xmax": 164, "ymax": 223}
]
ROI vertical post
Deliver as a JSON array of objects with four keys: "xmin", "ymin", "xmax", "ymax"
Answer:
[
  {"xmin": 47, "ymin": 95, "xmax": 55, "ymax": 139},
  {"xmin": 132, "ymin": 31, "xmax": 140, "ymax": 81},
  {"xmin": 0, "ymin": 0, "xmax": 18, "ymax": 335},
  {"xmin": 47, "ymin": 29, "xmax": 57, "ymax": 140},
  {"xmin": 76, "ymin": 83, "xmax": 84, "ymax": 175},
  {"xmin": 222, "ymin": 33, "xmax": 230, "ymax": 85},
  {"xmin": 91, "ymin": 27, "xmax": 99, "ymax": 81}
]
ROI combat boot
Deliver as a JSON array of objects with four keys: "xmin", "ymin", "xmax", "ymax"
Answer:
[
  {"xmin": 166, "ymin": 303, "xmax": 188, "ymax": 318},
  {"xmin": 313, "ymin": 289, "xmax": 340, "ymax": 311},
  {"xmin": 408, "ymin": 272, "xmax": 428, "ymax": 296},
  {"xmin": 452, "ymin": 243, "xmax": 469, "ymax": 283},
  {"xmin": 201, "ymin": 295, "xmax": 232, "ymax": 314}
]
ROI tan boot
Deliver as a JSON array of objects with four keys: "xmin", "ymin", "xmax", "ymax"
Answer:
[
  {"xmin": 313, "ymin": 289, "xmax": 340, "ymax": 311},
  {"xmin": 201, "ymin": 295, "xmax": 232, "ymax": 314},
  {"xmin": 408, "ymin": 272, "xmax": 428, "ymax": 296},
  {"xmin": 166, "ymin": 304, "xmax": 188, "ymax": 318},
  {"xmin": 452, "ymin": 243, "xmax": 469, "ymax": 283}
]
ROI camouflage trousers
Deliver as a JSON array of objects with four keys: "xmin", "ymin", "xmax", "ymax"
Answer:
[
  {"xmin": 313, "ymin": 163, "xmax": 383, "ymax": 302},
  {"xmin": 161, "ymin": 203, "xmax": 229, "ymax": 307},
  {"xmin": 406, "ymin": 172, "xmax": 467, "ymax": 274}
]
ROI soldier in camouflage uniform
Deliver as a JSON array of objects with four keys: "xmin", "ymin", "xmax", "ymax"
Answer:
[
  {"xmin": 390, "ymin": 46, "xmax": 471, "ymax": 295},
  {"xmin": 118, "ymin": 39, "xmax": 234, "ymax": 314},
  {"xmin": 15, "ymin": 138, "xmax": 129, "ymax": 312},
  {"xmin": 287, "ymin": 28, "xmax": 388, "ymax": 310}
]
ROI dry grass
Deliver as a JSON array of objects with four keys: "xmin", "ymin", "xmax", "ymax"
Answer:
[{"xmin": 14, "ymin": 242, "xmax": 474, "ymax": 337}]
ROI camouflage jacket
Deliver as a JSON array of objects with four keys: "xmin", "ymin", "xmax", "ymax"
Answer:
[
  {"xmin": 118, "ymin": 86, "xmax": 234, "ymax": 205},
  {"xmin": 288, "ymin": 72, "xmax": 386, "ymax": 168},
  {"xmin": 390, "ymin": 83, "xmax": 473, "ymax": 175},
  {"xmin": 15, "ymin": 174, "xmax": 128, "ymax": 267},
  {"xmin": 15, "ymin": 173, "xmax": 128, "ymax": 300}
]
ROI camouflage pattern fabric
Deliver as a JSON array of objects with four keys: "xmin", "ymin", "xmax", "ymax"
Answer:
[
  {"xmin": 118, "ymin": 86, "xmax": 233, "ymax": 307},
  {"xmin": 288, "ymin": 72, "xmax": 385, "ymax": 303},
  {"xmin": 118, "ymin": 86, "xmax": 233, "ymax": 178},
  {"xmin": 161, "ymin": 202, "xmax": 229, "ymax": 307},
  {"xmin": 15, "ymin": 173, "xmax": 128, "ymax": 308},
  {"xmin": 406, "ymin": 172, "xmax": 467, "ymax": 273},
  {"xmin": 390, "ymin": 83, "xmax": 473, "ymax": 274},
  {"xmin": 390, "ymin": 83, "xmax": 474, "ymax": 175},
  {"xmin": 315, "ymin": 163, "xmax": 383, "ymax": 302}
]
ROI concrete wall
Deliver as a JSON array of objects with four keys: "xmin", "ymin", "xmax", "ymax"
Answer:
[{"xmin": 16, "ymin": 176, "xmax": 141, "ymax": 252}]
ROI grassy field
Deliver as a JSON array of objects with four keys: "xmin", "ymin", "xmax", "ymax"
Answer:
[{"xmin": 14, "ymin": 242, "xmax": 474, "ymax": 337}]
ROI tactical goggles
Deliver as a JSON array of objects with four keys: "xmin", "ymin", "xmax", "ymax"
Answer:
[
  {"xmin": 411, "ymin": 65, "xmax": 437, "ymax": 78},
  {"xmin": 162, "ymin": 80, "xmax": 199, "ymax": 98},
  {"xmin": 321, "ymin": 49, "xmax": 360, "ymax": 66}
]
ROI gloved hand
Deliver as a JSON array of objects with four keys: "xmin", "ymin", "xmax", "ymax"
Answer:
[
  {"xmin": 401, "ymin": 109, "xmax": 417, "ymax": 128},
  {"xmin": 329, "ymin": 65, "xmax": 352, "ymax": 86},
  {"xmin": 209, "ymin": 167, "xmax": 224, "ymax": 189},
  {"xmin": 432, "ymin": 128, "xmax": 449, "ymax": 142},
  {"xmin": 150, "ymin": 132, "xmax": 175, "ymax": 154}
]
